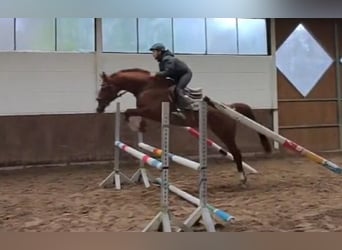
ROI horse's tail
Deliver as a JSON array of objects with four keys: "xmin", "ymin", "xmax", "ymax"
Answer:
[
  {"xmin": 230, "ymin": 103, "xmax": 272, "ymax": 153},
  {"xmin": 203, "ymin": 96, "xmax": 272, "ymax": 154}
]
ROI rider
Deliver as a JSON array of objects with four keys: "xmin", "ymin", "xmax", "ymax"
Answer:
[{"xmin": 149, "ymin": 42, "xmax": 193, "ymax": 111}]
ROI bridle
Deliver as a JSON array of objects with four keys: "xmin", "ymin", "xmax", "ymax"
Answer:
[{"xmin": 98, "ymin": 82, "xmax": 128, "ymax": 102}]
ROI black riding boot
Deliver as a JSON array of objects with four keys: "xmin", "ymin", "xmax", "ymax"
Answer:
[{"xmin": 175, "ymin": 88, "xmax": 193, "ymax": 110}]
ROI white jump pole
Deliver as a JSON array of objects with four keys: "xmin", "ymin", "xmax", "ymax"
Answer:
[
  {"xmin": 154, "ymin": 177, "xmax": 235, "ymax": 223},
  {"xmin": 114, "ymin": 141, "xmax": 162, "ymax": 170},
  {"xmin": 205, "ymin": 96, "xmax": 342, "ymax": 175},
  {"xmin": 138, "ymin": 134, "xmax": 235, "ymax": 223},
  {"xmin": 184, "ymin": 127, "xmax": 258, "ymax": 174},
  {"xmin": 99, "ymin": 102, "xmax": 132, "ymax": 189},
  {"xmin": 138, "ymin": 142, "xmax": 200, "ymax": 171}
]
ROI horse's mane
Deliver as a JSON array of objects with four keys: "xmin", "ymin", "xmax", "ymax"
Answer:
[
  {"xmin": 109, "ymin": 68, "xmax": 151, "ymax": 78},
  {"xmin": 105, "ymin": 67, "xmax": 172, "ymax": 89}
]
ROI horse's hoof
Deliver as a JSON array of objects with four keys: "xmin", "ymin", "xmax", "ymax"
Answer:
[
  {"xmin": 239, "ymin": 181, "xmax": 248, "ymax": 189},
  {"xmin": 172, "ymin": 111, "xmax": 186, "ymax": 120},
  {"xmin": 239, "ymin": 173, "xmax": 247, "ymax": 184}
]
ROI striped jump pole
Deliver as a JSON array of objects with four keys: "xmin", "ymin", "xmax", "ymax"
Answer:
[
  {"xmin": 115, "ymin": 141, "xmax": 162, "ymax": 170},
  {"xmin": 184, "ymin": 126, "xmax": 258, "ymax": 174},
  {"xmin": 204, "ymin": 96, "xmax": 342, "ymax": 175},
  {"xmin": 138, "ymin": 138, "xmax": 235, "ymax": 225},
  {"xmin": 138, "ymin": 142, "xmax": 200, "ymax": 171},
  {"xmin": 138, "ymin": 141, "xmax": 235, "ymax": 224}
]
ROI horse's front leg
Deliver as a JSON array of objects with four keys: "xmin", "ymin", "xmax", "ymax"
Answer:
[
  {"xmin": 124, "ymin": 108, "xmax": 149, "ymax": 132},
  {"xmin": 124, "ymin": 108, "xmax": 149, "ymax": 121}
]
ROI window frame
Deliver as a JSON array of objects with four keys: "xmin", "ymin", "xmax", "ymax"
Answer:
[{"xmin": 0, "ymin": 18, "xmax": 270, "ymax": 55}]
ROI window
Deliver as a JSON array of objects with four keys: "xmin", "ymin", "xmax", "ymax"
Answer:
[
  {"xmin": 56, "ymin": 18, "xmax": 94, "ymax": 52},
  {"xmin": 173, "ymin": 18, "xmax": 206, "ymax": 54},
  {"xmin": 0, "ymin": 18, "xmax": 269, "ymax": 55},
  {"xmin": 276, "ymin": 24, "xmax": 333, "ymax": 96},
  {"xmin": 102, "ymin": 18, "xmax": 137, "ymax": 53},
  {"xmin": 15, "ymin": 18, "xmax": 55, "ymax": 51},
  {"xmin": 100, "ymin": 18, "xmax": 268, "ymax": 55},
  {"xmin": 0, "ymin": 18, "xmax": 14, "ymax": 51},
  {"xmin": 237, "ymin": 18, "xmax": 268, "ymax": 55},
  {"xmin": 138, "ymin": 18, "xmax": 172, "ymax": 53},
  {"xmin": 206, "ymin": 18, "xmax": 237, "ymax": 54}
]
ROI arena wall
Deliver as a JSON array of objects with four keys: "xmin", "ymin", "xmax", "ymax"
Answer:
[{"xmin": 0, "ymin": 52, "xmax": 275, "ymax": 167}]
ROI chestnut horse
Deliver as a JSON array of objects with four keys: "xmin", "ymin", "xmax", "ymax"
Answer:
[{"xmin": 96, "ymin": 68, "xmax": 272, "ymax": 184}]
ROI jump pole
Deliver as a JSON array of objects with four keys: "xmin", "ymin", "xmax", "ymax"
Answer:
[
  {"xmin": 138, "ymin": 141, "xmax": 235, "ymax": 224},
  {"xmin": 184, "ymin": 126, "xmax": 258, "ymax": 174},
  {"xmin": 204, "ymin": 96, "xmax": 342, "ymax": 175},
  {"xmin": 138, "ymin": 142, "xmax": 200, "ymax": 171},
  {"xmin": 99, "ymin": 102, "xmax": 132, "ymax": 189},
  {"xmin": 112, "ymin": 140, "xmax": 234, "ymax": 225}
]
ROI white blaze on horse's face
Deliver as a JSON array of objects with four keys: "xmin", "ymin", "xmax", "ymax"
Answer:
[
  {"xmin": 128, "ymin": 116, "xmax": 143, "ymax": 132},
  {"xmin": 96, "ymin": 84, "xmax": 118, "ymax": 113}
]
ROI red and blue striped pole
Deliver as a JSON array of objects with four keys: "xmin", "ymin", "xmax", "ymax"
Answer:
[
  {"xmin": 115, "ymin": 141, "xmax": 162, "ymax": 170},
  {"xmin": 184, "ymin": 126, "xmax": 258, "ymax": 174},
  {"xmin": 205, "ymin": 97, "xmax": 342, "ymax": 175}
]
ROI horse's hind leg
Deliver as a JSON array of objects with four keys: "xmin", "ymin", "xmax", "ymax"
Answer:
[
  {"xmin": 208, "ymin": 112, "xmax": 247, "ymax": 185},
  {"xmin": 224, "ymin": 140, "xmax": 247, "ymax": 185}
]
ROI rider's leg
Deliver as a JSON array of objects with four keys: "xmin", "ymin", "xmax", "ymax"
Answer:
[{"xmin": 175, "ymin": 71, "xmax": 192, "ymax": 110}]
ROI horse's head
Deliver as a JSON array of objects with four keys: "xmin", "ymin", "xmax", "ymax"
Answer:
[
  {"xmin": 96, "ymin": 72, "xmax": 122, "ymax": 113},
  {"xmin": 96, "ymin": 68, "xmax": 170, "ymax": 113}
]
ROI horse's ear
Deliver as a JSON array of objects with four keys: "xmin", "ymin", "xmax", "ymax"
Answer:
[{"xmin": 100, "ymin": 72, "xmax": 107, "ymax": 81}]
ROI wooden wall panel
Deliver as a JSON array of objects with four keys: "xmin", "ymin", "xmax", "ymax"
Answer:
[
  {"xmin": 278, "ymin": 101, "xmax": 338, "ymax": 127},
  {"xmin": 276, "ymin": 18, "xmax": 339, "ymax": 151},
  {"xmin": 0, "ymin": 110, "xmax": 273, "ymax": 167},
  {"xmin": 280, "ymin": 127, "xmax": 339, "ymax": 152}
]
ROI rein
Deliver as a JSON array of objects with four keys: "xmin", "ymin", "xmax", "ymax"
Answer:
[{"xmin": 117, "ymin": 90, "xmax": 127, "ymax": 98}]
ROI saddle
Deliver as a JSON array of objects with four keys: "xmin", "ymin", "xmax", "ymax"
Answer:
[{"xmin": 165, "ymin": 77, "xmax": 203, "ymax": 109}]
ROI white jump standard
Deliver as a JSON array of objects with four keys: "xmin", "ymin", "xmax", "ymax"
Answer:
[
  {"xmin": 99, "ymin": 102, "xmax": 152, "ymax": 189},
  {"xmin": 98, "ymin": 102, "xmax": 132, "ymax": 189},
  {"xmin": 143, "ymin": 102, "xmax": 181, "ymax": 232}
]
